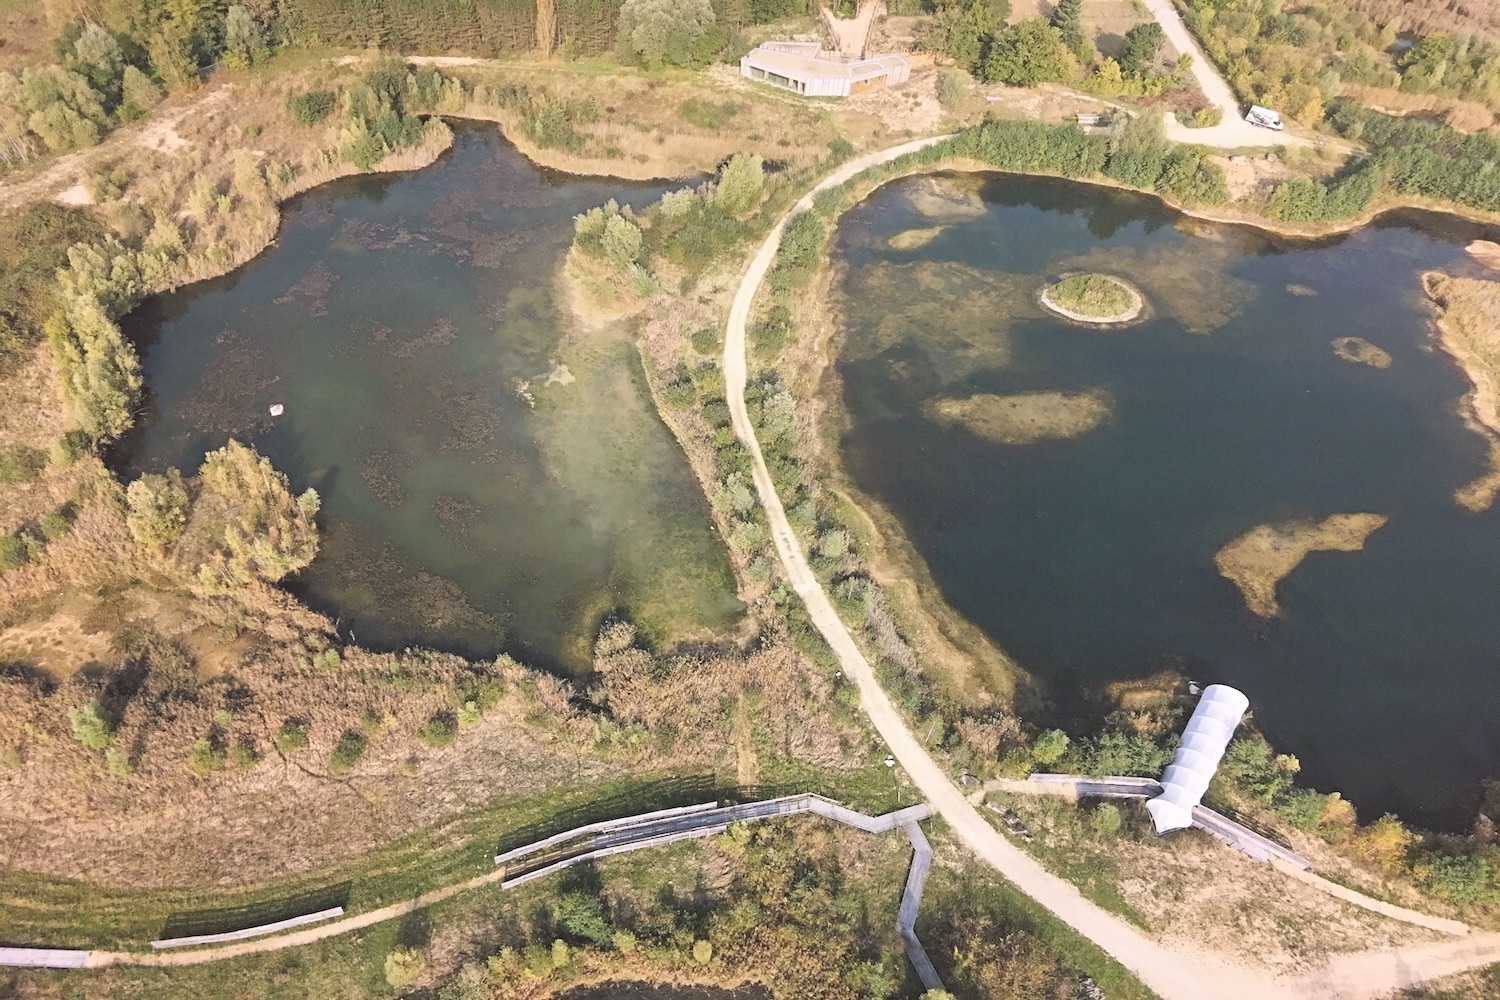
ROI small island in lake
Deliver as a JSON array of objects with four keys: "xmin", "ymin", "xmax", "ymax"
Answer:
[
  {"xmin": 925, "ymin": 390, "xmax": 1113, "ymax": 444},
  {"xmin": 1040, "ymin": 272, "xmax": 1145, "ymax": 324},
  {"xmin": 1215, "ymin": 513, "xmax": 1388, "ymax": 617},
  {"xmin": 1332, "ymin": 336, "xmax": 1392, "ymax": 368}
]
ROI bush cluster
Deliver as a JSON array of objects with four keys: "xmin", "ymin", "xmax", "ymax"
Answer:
[{"xmin": 947, "ymin": 116, "xmax": 1228, "ymax": 205}]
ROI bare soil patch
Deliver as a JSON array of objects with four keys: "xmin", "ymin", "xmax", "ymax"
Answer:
[
  {"xmin": 1215, "ymin": 513, "xmax": 1388, "ymax": 618},
  {"xmin": 926, "ymin": 390, "xmax": 1113, "ymax": 444}
]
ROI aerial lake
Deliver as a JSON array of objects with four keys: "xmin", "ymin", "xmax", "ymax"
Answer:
[
  {"xmin": 831, "ymin": 172, "xmax": 1500, "ymax": 828},
  {"xmin": 116, "ymin": 123, "xmax": 741, "ymax": 673}
]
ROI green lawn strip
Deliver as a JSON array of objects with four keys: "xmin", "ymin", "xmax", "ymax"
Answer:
[{"xmin": 0, "ymin": 773, "xmax": 720, "ymax": 948}]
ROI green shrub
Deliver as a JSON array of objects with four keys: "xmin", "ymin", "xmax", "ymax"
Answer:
[
  {"xmin": 616, "ymin": 0, "xmax": 718, "ymax": 69},
  {"xmin": 690, "ymin": 327, "xmax": 718, "ymax": 354},
  {"xmin": 125, "ymin": 471, "xmax": 188, "ymax": 549},
  {"xmin": 274, "ymin": 721, "xmax": 308, "ymax": 753},
  {"xmin": 288, "ymin": 90, "xmax": 335, "ymax": 126},
  {"xmin": 329, "ymin": 732, "xmax": 366, "ymax": 774},
  {"xmin": 692, "ymin": 939, "xmax": 713, "ymax": 964},
  {"xmin": 751, "ymin": 304, "xmax": 794, "ymax": 360},
  {"xmin": 39, "ymin": 507, "xmax": 73, "ymax": 542},
  {"xmin": 416, "ymin": 713, "xmax": 458, "ymax": 749},
  {"xmin": 938, "ymin": 68, "xmax": 970, "ymax": 108},
  {"xmin": 1414, "ymin": 851, "xmax": 1496, "ymax": 903},
  {"xmin": 557, "ymin": 891, "xmax": 613, "ymax": 946},
  {"xmin": 612, "ymin": 929, "xmax": 637, "ymax": 952},
  {"xmin": 1089, "ymin": 802, "xmax": 1123, "ymax": 836},
  {"xmin": 715, "ymin": 153, "xmax": 764, "ymax": 214},
  {"xmin": 69, "ymin": 700, "xmax": 113, "ymax": 749},
  {"xmin": 0, "ymin": 536, "xmax": 28, "ymax": 573},
  {"xmin": 1031, "ymin": 728, "xmax": 1069, "ymax": 765},
  {"xmin": 1266, "ymin": 163, "xmax": 1382, "ymax": 223},
  {"xmin": 1275, "ymin": 788, "xmax": 1327, "ymax": 831},
  {"xmin": 0, "ymin": 445, "xmax": 47, "ymax": 484},
  {"xmin": 661, "ymin": 378, "xmax": 697, "ymax": 408},
  {"xmin": 551, "ymin": 938, "xmax": 570, "ymax": 967},
  {"xmin": 189, "ymin": 737, "xmax": 227, "ymax": 775},
  {"xmin": 1077, "ymin": 731, "xmax": 1173, "ymax": 777},
  {"xmin": 228, "ymin": 738, "xmax": 259, "ymax": 770},
  {"xmin": 312, "ymin": 648, "xmax": 341, "ymax": 670},
  {"xmin": 827, "ymin": 137, "xmax": 855, "ymax": 161},
  {"xmin": 457, "ymin": 699, "xmax": 482, "ymax": 727},
  {"xmin": 105, "ymin": 747, "xmax": 133, "ymax": 778},
  {"xmin": 49, "ymin": 430, "xmax": 89, "ymax": 467},
  {"xmin": 384, "ymin": 946, "xmax": 426, "ymax": 988}
]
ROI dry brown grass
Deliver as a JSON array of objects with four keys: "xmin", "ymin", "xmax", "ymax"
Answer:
[
  {"xmin": 1423, "ymin": 272, "xmax": 1500, "ymax": 512},
  {"xmin": 1340, "ymin": 83, "xmax": 1498, "ymax": 134},
  {"xmin": 0, "ymin": 0, "xmax": 56, "ymax": 74},
  {"xmin": 991, "ymin": 792, "xmax": 1444, "ymax": 974}
]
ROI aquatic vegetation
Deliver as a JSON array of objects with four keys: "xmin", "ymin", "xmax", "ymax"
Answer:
[
  {"xmin": 887, "ymin": 226, "xmax": 946, "ymax": 250},
  {"xmin": 1332, "ymin": 336, "xmax": 1392, "ymax": 368},
  {"xmin": 925, "ymin": 390, "xmax": 1113, "ymax": 444},
  {"xmin": 1214, "ymin": 513, "xmax": 1388, "ymax": 618}
]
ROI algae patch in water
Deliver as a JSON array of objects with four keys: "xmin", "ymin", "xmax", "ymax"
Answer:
[
  {"xmin": 1332, "ymin": 337, "xmax": 1392, "ymax": 368},
  {"xmin": 903, "ymin": 176, "xmax": 986, "ymax": 220},
  {"xmin": 925, "ymin": 390, "xmax": 1113, "ymax": 445},
  {"xmin": 1215, "ymin": 513, "xmax": 1388, "ymax": 618},
  {"xmin": 888, "ymin": 226, "xmax": 947, "ymax": 250},
  {"xmin": 1057, "ymin": 242, "xmax": 1256, "ymax": 334}
]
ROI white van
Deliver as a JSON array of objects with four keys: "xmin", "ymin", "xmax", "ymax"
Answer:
[{"xmin": 1246, "ymin": 105, "xmax": 1285, "ymax": 131}]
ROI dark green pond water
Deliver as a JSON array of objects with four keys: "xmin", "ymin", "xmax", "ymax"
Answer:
[
  {"xmin": 832, "ymin": 172, "xmax": 1500, "ymax": 828},
  {"xmin": 117, "ymin": 123, "xmax": 741, "ymax": 673}
]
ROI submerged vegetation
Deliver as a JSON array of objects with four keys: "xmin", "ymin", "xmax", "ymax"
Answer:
[{"xmin": 925, "ymin": 391, "xmax": 1114, "ymax": 444}]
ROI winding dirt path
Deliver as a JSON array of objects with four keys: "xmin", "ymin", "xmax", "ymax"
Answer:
[{"xmin": 723, "ymin": 139, "xmax": 1500, "ymax": 1000}]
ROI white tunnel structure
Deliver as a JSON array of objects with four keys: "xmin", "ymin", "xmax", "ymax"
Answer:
[{"xmin": 1145, "ymin": 684, "xmax": 1249, "ymax": 834}]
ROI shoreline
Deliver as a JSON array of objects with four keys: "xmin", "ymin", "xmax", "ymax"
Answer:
[{"xmin": 1422, "ymin": 271, "xmax": 1500, "ymax": 512}]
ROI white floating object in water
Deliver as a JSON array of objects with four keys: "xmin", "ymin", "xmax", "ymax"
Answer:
[{"xmin": 269, "ymin": 404, "xmax": 285, "ymax": 417}]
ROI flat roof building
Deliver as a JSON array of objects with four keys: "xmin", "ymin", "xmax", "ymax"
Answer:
[{"xmin": 741, "ymin": 41, "xmax": 910, "ymax": 98}]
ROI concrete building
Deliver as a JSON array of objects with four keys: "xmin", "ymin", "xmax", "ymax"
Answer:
[
  {"xmin": 1145, "ymin": 684, "xmax": 1249, "ymax": 834},
  {"xmin": 740, "ymin": 41, "xmax": 910, "ymax": 97}
]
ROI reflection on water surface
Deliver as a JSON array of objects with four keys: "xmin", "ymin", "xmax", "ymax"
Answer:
[
  {"xmin": 117, "ymin": 123, "xmax": 741, "ymax": 672},
  {"xmin": 834, "ymin": 173, "xmax": 1500, "ymax": 827}
]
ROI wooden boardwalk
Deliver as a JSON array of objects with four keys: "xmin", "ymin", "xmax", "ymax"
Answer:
[{"xmin": 3, "ymin": 793, "xmax": 945, "ymax": 989}]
